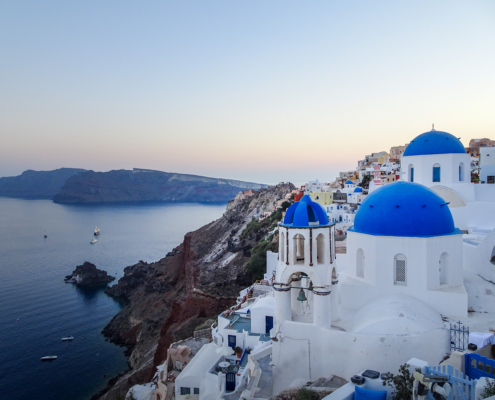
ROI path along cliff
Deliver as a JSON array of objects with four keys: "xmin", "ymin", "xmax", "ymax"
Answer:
[{"xmin": 97, "ymin": 183, "xmax": 294, "ymax": 399}]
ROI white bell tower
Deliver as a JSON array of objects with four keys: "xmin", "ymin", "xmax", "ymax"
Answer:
[{"xmin": 274, "ymin": 195, "xmax": 336, "ymax": 330}]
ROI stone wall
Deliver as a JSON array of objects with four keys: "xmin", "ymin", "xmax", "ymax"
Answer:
[{"xmin": 193, "ymin": 328, "xmax": 211, "ymax": 340}]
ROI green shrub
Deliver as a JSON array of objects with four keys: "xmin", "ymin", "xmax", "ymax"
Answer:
[
  {"xmin": 281, "ymin": 201, "xmax": 291, "ymax": 211},
  {"xmin": 241, "ymin": 218, "xmax": 261, "ymax": 238},
  {"xmin": 481, "ymin": 378, "xmax": 495, "ymax": 399},
  {"xmin": 245, "ymin": 239, "xmax": 277, "ymax": 281},
  {"xmin": 382, "ymin": 363, "xmax": 418, "ymax": 400},
  {"xmin": 296, "ymin": 387, "xmax": 320, "ymax": 400}
]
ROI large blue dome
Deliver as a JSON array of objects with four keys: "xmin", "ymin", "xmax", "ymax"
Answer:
[
  {"xmin": 350, "ymin": 182, "xmax": 458, "ymax": 237},
  {"xmin": 403, "ymin": 130, "xmax": 466, "ymax": 157},
  {"xmin": 282, "ymin": 195, "xmax": 330, "ymax": 227}
]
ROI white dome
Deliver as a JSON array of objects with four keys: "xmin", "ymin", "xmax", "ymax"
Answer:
[{"xmin": 350, "ymin": 294, "xmax": 443, "ymax": 335}]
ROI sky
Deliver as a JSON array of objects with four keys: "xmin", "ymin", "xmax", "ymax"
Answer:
[{"xmin": 1, "ymin": 1, "xmax": 494, "ymax": 184}]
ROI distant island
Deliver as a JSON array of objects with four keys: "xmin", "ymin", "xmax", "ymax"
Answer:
[
  {"xmin": 0, "ymin": 168, "xmax": 267, "ymax": 203},
  {"xmin": 0, "ymin": 168, "xmax": 86, "ymax": 199}
]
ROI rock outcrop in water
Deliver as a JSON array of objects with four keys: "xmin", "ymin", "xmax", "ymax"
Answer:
[
  {"xmin": 96, "ymin": 183, "xmax": 294, "ymax": 399},
  {"xmin": 0, "ymin": 168, "xmax": 86, "ymax": 199},
  {"xmin": 54, "ymin": 168, "xmax": 268, "ymax": 204},
  {"xmin": 65, "ymin": 262, "xmax": 116, "ymax": 286}
]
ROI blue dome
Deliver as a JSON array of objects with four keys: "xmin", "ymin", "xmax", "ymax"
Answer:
[
  {"xmin": 345, "ymin": 180, "xmax": 354, "ymax": 184},
  {"xmin": 282, "ymin": 195, "xmax": 330, "ymax": 227},
  {"xmin": 350, "ymin": 182, "xmax": 457, "ymax": 237},
  {"xmin": 354, "ymin": 187, "xmax": 363, "ymax": 193},
  {"xmin": 403, "ymin": 130, "xmax": 466, "ymax": 157}
]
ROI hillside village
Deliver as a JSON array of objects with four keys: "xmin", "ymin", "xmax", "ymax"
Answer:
[{"xmin": 123, "ymin": 129, "xmax": 495, "ymax": 400}]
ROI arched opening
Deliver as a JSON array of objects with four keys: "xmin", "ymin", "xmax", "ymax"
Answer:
[
  {"xmin": 332, "ymin": 267, "xmax": 337, "ymax": 281},
  {"xmin": 293, "ymin": 234, "xmax": 305, "ymax": 264},
  {"xmin": 491, "ymin": 246, "xmax": 495, "ymax": 265},
  {"xmin": 316, "ymin": 233, "xmax": 325, "ymax": 264},
  {"xmin": 156, "ymin": 394, "xmax": 162, "ymax": 400},
  {"xmin": 439, "ymin": 252, "xmax": 449, "ymax": 285},
  {"xmin": 290, "ymin": 272, "xmax": 313, "ymax": 323},
  {"xmin": 433, "ymin": 163, "xmax": 441, "ymax": 183},
  {"xmin": 408, "ymin": 164, "xmax": 414, "ymax": 182},
  {"xmin": 356, "ymin": 248, "xmax": 365, "ymax": 278},
  {"xmin": 394, "ymin": 254, "xmax": 407, "ymax": 285},
  {"xmin": 459, "ymin": 162, "xmax": 464, "ymax": 182},
  {"xmin": 280, "ymin": 231, "xmax": 285, "ymax": 263}
]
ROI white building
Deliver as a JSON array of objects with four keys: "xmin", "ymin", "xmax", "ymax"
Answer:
[
  {"xmin": 399, "ymin": 129, "xmax": 495, "ymax": 282},
  {"xmin": 304, "ymin": 179, "xmax": 323, "ymax": 193},
  {"xmin": 174, "ymin": 288, "xmax": 274, "ymax": 400},
  {"xmin": 401, "ymin": 128, "xmax": 474, "ymax": 201},
  {"xmin": 347, "ymin": 187, "xmax": 365, "ymax": 205},
  {"xmin": 480, "ymin": 147, "xmax": 495, "ymax": 184}
]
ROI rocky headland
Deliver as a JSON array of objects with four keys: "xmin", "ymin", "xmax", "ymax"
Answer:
[
  {"xmin": 0, "ymin": 168, "xmax": 86, "ymax": 199},
  {"xmin": 65, "ymin": 262, "xmax": 116, "ymax": 286},
  {"xmin": 54, "ymin": 168, "xmax": 268, "ymax": 204},
  {"xmin": 95, "ymin": 183, "xmax": 294, "ymax": 399}
]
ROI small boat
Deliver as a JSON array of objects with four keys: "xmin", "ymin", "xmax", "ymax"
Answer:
[
  {"xmin": 44, "ymin": 231, "xmax": 47, "ymax": 238},
  {"xmin": 94, "ymin": 226, "xmax": 100, "ymax": 236},
  {"xmin": 41, "ymin": 356, "xmax": 57, "ymax": 361},
  {"xmin": 90, "ymin": 239, "xmax": 97, "ymax": 244},
  {"xmin": 61, "ymin": 336, "xmax": 74, "ymax": 341}
]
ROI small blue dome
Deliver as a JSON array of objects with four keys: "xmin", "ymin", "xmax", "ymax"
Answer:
[
  {"xmin": 403, "ymin": 130, "xmax": 466, "ymax": 157},
  {"xmin": 354, "ymin": 187, "xmax": 363, "ymax": 193},
  {"xmin": 282, "ymin": 195, "xmax": 330, "ymax": 227},
  {"xmin": 345, "ymin": 180, "xmax": 354, "ymax": 184},
  {"xmin": 350, "ymin": 182, "xmax": 457, "ymax": 237}
]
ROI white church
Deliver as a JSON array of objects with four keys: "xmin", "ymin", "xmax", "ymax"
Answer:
[{"xmin": 270, "ymin": 128, "xmax": 495, "ymax": 392}]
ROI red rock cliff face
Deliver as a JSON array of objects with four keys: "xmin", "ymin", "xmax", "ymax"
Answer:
[{"xmin": 97, "ymin": 183, "xmax": 294, "ymax": 400}]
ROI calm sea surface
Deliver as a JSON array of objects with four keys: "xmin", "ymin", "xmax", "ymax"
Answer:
[{"xmin": 0, "ymin": 198, "xmax": 226, "ymax": 400}]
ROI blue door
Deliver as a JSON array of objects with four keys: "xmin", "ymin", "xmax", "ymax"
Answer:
[
  {"xmin": 228, "ymin": 335, "xmax": 236, "ymax": 349},
  {"xmin": 226, "ymin": 372, "xmax": 236, "ymax": 392},
  {"xmin": 265, "ymin": 316, "xmax": 273, "ymax": 334}
]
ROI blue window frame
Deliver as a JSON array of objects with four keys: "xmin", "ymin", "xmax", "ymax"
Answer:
[
  {"xmin": 410, "ymin": 168, "xmax": 414, "ymax": 182},
  {"xmin": 433, "ymin": 166, "xmax": 441, "ymax": 182}
]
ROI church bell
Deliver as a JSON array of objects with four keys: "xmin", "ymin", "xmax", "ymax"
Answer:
[{"xmin": 297, "ymin": 288, "xmax": 307, "ymax": 302}]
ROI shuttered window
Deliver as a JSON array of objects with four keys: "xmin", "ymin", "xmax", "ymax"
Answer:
[{"xmin": 394, "ymin": 255, "xmax": 407, "ymax": 285}]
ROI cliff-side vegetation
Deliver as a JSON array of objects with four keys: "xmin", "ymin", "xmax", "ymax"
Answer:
[{"xmin": 243, "ymin": 200, "xmax": 292, "ymax": 281}]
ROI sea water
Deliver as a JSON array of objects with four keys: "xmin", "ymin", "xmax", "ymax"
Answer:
[{"xmin": 0, "ymin": 198, "xmax": 226, "ymax": 400}]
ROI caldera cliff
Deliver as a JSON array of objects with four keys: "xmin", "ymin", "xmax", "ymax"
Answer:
[
  {"xmin": 54, "ymin": 168, "xmax": 268, "ymax": 204},
  {"xmin": 97, "ymin": 183, "xmax": 294, "ymax": 399}
]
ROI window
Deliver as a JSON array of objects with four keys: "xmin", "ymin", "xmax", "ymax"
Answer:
[
  {"xmin": 316, "ymin": 233, "xmax": 325, "ymax": 264},
  {"xmin": 293, "ymin": 234, "xmax": 305, "ymax": 264},
  {"xmin": 488, "ymin": 176, "xmax": 495, "ymax": 184},
  {"xmin": 439, "ymin": 252, "xmax": 449, "ymax": 285},
  {"xmin": 433, "ymin": 164, "xmax": 441, "ymax": 182},
  {"xmin": 280, "ymin": 232, "xmax": 285, "ymax": 263},
  {"xmin": 181, "ymin": 388, "xmax": 191, "ymax": 396},
  {"xmin": 394, "ymin": 254, "xmax": 406, "ymax": 285},
  {"xmin": 408, "ymin": 164, "xmax": 414, "ymax": 182},
  {"xmin": 459, "ymin": 163, "xmax": 464, "ymax": 181},
  {"xmin": 194, "ymin": 388, "xmax": 200, "ymax": 395},
  {"xmin": 356, "ymin": 248, "xmax": 365, "ymax": 278}
]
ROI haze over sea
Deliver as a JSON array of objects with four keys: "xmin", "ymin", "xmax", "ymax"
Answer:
[{"xmin": 0, "ymin": 198, "xmax": 226, "ymax": 400}]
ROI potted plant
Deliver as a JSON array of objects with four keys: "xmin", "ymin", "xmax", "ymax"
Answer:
[{"xmin": 234, "ymin": 346, "xmax": 243, "ymax": 358}]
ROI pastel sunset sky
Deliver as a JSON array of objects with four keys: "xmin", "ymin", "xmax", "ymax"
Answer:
[{"xmin": 1, "ymin": 1, "xmax": 494, "ymax": 184}]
